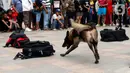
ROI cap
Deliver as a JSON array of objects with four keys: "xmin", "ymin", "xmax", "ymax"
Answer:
[{"xmin": 55, "ymin": 9, "xmax": 61, "ymax": 12}]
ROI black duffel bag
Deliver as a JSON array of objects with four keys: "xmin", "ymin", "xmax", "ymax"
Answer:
[
  {"xmin": 14, "ymin": 41, "xmax": 55, "ymax": 60},
  {"xmin": 100, "ymin": 29, "xmax": 129, "ymax": 42}
]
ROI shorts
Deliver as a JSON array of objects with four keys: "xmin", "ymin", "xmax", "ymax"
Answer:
[
  {"xmin": 32, "ymin": 11, "xmax": 41, "ymax": 22},
  {"xmin": 76, "ymin": 12, "xmax": 83, "ymax": 16},
  {"xmin": 23, "ymin": 11, "xmax": 32, "ymax": 25},
  {"xmin": 97, "ymin": 7, "xmax": 106, "ymax": 15}
]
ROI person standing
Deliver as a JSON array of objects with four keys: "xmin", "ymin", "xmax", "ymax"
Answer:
[
  {"xmin": 105, "ymin": 0, "xmax": 113, "ymax": 26},
  {"xmin": 82, "ymin": 0, "xmax": 89, "ymax": 24},
  {"xmin": 41, "ymin": 0, "xmax": 52, "ymax": 30},
  {"xmin": 74, "ymin": 0, "xmax": 83, "ymax": 23},
  {"xmin": 22, "ymin": 0, "xmax": 33, "ymax": 31},
  {"xmin": 32, "ymin": 0, "xmax": 42, "ymax": 30},
  {"xmin": 62, "ymin": 0, "xmax": 75, "ymax": 28},
  {"xmin": 12, "ymin": 0, "xmax": 23, "ymax": 29},
  {"xmin": 97, "ymin": 0, "xmax": 107, "ymax": 26}
]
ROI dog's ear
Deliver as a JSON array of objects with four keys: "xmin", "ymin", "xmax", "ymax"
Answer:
[{"xmin": 66, "ymin": 31, "xmax": 69, "ymax": 36}]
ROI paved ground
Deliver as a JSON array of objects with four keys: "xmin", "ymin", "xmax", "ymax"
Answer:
[{"xmin": 0, "ymin": 26, "xmax": 130, "ymax": 73}]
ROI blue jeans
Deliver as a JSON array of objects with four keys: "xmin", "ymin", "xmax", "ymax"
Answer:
[
  {"xmin": 33, "ymin": 11, "xmax": 41, "ymax": 22},
  {"xmin": 52, "ymin": 19, "xmax": 64, "ymax": 29},
  {"xmin": 42, "ymin": 7, "xmax": 51, "ymax": 29}
]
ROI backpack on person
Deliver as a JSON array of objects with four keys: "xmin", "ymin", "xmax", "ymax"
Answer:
[{"xmin": 13, "ymin": 41, "xmax": 55, "ymax": 60}]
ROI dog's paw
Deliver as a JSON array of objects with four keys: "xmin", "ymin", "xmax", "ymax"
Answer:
[
  {"xmin": 60, "ymin": 54, "xmax": 66, "ymax": 57},
  {"xmin": 95, "ymin": 61, "xmax": 99, "ymax": 64}
]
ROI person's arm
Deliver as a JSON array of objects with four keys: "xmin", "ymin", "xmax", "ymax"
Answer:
[
  {"xmin": 56, "ymin": 18, "xmax": 64, "ymax": 27},
  {"xmin": 59, "ymin": 12, "xmax": 64, "ymax": 20},
  {"xmin": 41, "ymin": 1, "xmax": 48, "ymax": 14},
  {"xmin": 11, "ymin": 0, "xmax": 18, "ymax": 13},
  {"xmin": 2, "ymin": 19, "xmax": 11, "ymax": 29},
  {"xmin": 12, "ymin": 4, "xmax": 19, "ymax": 13}
]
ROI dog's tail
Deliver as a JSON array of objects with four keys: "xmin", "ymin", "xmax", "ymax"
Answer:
[{"xmin": 70, "ymin": 19, "xmax": 92, "ymax": 32}]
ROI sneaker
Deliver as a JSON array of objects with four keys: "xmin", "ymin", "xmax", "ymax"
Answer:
[
  {"xmin": 96, "ymin": 24, "xmax": 100, "ymax": 26},
  {"xmin": 53, "ymin": 29, "xmax": 57, "ymax": 31},
  {"xmin": 25, "ymin": 27, "xmax": 32, "ymax": 32},
  {"xmin": 125, "ymin": 25, "xmax": 129, "ymax": 27},
  {"xmin": 103, "ymin": 23, "xmax": 106, "ymax": 26},
  {"xmin": 36, "ymin": 29, "xmax": 41, "ymax": 31}
]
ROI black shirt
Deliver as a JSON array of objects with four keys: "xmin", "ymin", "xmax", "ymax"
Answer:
[
  {"xmin": 74, "ymin": 0, "xmax": 83, "ymax": 12},
  {"xmin": 82, "ymin": 0, "xmax": 89, "ymax": 12}
]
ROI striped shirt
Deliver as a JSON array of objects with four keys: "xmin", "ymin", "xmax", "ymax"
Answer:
[
  {"xmin": 0, "ymin": 0, "xmax": 3, "ymax": 8},
  {"xmin": 42, "ymin": 0, "xmax": 51, "ymax": 7}
]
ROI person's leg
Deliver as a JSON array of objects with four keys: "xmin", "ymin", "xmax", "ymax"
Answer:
[
  {"xmin": 82, "ymin": 12, "xmax": 87, "ymax": 24},
  {"xmin": 110, "ymin": 14, "xmax": 113, "ymax": 25},
  {"xmin": 102, "ymin": 8, "xmax": 107, "ymax": 26},
  {"xmin": 76, "ymin": 12, "xmax": 80, "ymax": 23},
  {"xmin": 17, "ymin": 12, "xmax": 23, "ymax": 29},
  {"xmin": 47, "ymin": 8, "xmax": 51, "ymax": 29},
  {"xmin": 23, "ymin": 11, "xmax": 32, "ymax": 31},
  {"xmin": 97, "ymin": 8, "xmax": 101, "ymax": 26},
  {"xmin": 52, "ymin": 19, "xmax": 57, "ymax": 29},
  {"xmin": 23, "ymin": 11, "xmax": 29, "ymax": 28},
  {"xmin": 43, "ymin": 8, "xmax": 51, "ymax": 30},
  {"xmin": 60, "ymin": 19, "xmax": 64, "ymax": 29},
  {"xmin": 29, "ymin": 11, "xmax": 32, "ymax": 29},
  {"xmin": 78, "ymin": 12, "xmax": 82, "ymax": 24},
  {"xmin": 36, "ymin": 12, "xmax": 41, "ymax": 30}
]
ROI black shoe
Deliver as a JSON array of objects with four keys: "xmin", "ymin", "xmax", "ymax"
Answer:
[{"xmin": 125, "ymin": 25, "xmax": 129, "ymax": 27}]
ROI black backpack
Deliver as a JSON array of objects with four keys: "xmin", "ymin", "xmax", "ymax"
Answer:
[
  {"xmin": 100, "ymin": 29, "xmax": 129, "ymax": 42},
  {"xmin": 4, "ymin": 30, "xmax": 30, "ymax": 48},
  {"xmin": 14, "ymin": 41, "xmax": 55, "ymax": 60}
]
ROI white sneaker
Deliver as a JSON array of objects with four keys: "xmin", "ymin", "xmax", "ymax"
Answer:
[
  {"xmin": 53, "ymin": 29, "xmax": 57, "ymax": 31},
  {"xmin": 103, "ymin": 23, "xmax": 106, "ymax": 26},
  {"xmin": 96, "ymin": 24, "xmax": 100, "ymax": 26},
  {"xmin": 25, "ymin": 28, "xmax": 32, "ymax": 32}
]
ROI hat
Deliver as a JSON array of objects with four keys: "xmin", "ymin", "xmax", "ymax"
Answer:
[
  {"xmin": 90, "ymin": 1, "xmax": 94, "ymax": 5},
  {"xmin": 55, "ymin": 9, "xmax": 61, "ymax": 12}
]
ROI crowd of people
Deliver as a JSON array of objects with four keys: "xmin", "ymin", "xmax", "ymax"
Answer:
[{"xmin": 0, "ymin": 0, "xmax": 130, "ymax": 32}]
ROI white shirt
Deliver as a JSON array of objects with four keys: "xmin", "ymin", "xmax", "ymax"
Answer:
[
  {"xmin": 115, "ymin": 3, "xmax": 125, "ymax": 15},
  {"xmin": 51, "ymin": 14, "xmax": 62, "ymax": 24},
  {"xmin": 95, "ymin": 1, "xmax": 99, "ymax": 12},
  {"xmin": 22, "ymin": 0, "xmax": 33, "ymax": 11},
  {"xmin": 54, "ymin": 0, "xmax": 60, "ymax": 8}
]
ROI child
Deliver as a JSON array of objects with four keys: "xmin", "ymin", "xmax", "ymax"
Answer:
[
  {"xmin": 10, "ymin": 7, "xmax": 18, "ymax": 22},
  {"xmin": 7, "ymin": 9, "xmax": 20, "ymax": 30}
]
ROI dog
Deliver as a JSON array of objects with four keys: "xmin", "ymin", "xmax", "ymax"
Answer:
[{"xmin": 60, "ymin": 19, "xmax": 100, "ymax": 64}]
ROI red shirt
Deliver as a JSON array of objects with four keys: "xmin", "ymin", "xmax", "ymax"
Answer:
[
  {"xmin": 98, "ymin": 0, "xmax": 107, "ymax": 6},
  {"xmin": 12, "ymin": 12, "xmax": 18, "ymax": 21}
]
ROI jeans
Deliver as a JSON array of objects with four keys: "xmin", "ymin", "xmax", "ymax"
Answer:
[
  {"xmin": 33, "ymin": 11, "xmax": 41, "ymax": 22},
  {"xmin": 42, "ymin": 7, "xmax": 51, "ymax": 29},
  {"xmin": 52, "ymin": 19, "xmax": 64, "ymax": 29}
]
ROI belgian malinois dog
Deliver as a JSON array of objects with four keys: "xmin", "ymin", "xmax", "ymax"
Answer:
[{"xmin": 60, "ymin": 19, "xmax": 100, "ymax": 64}]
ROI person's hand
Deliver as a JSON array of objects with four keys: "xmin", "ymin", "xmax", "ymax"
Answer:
[
  {"xmin": 46, "ymin": 10, "xmax": 48, "ymax": 14},
  {"xmin": 36, "ymin": 6, "xmax": 39, "ymax": 10},
  {"xmin": 92, "ymin": 10, "xmax": 94, "ymax": 14},
  {"xmin": 8, "ymin": 26, "xmax": 11, "ymax": 29},
  {"xmin": 61, "ymin": 24, "xmax": 64, "ymax": 28}
]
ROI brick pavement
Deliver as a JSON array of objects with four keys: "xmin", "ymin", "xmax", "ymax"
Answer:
[{"xmin": 0, "ymin": 27, "xmax": 130, "ymax": 73}]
